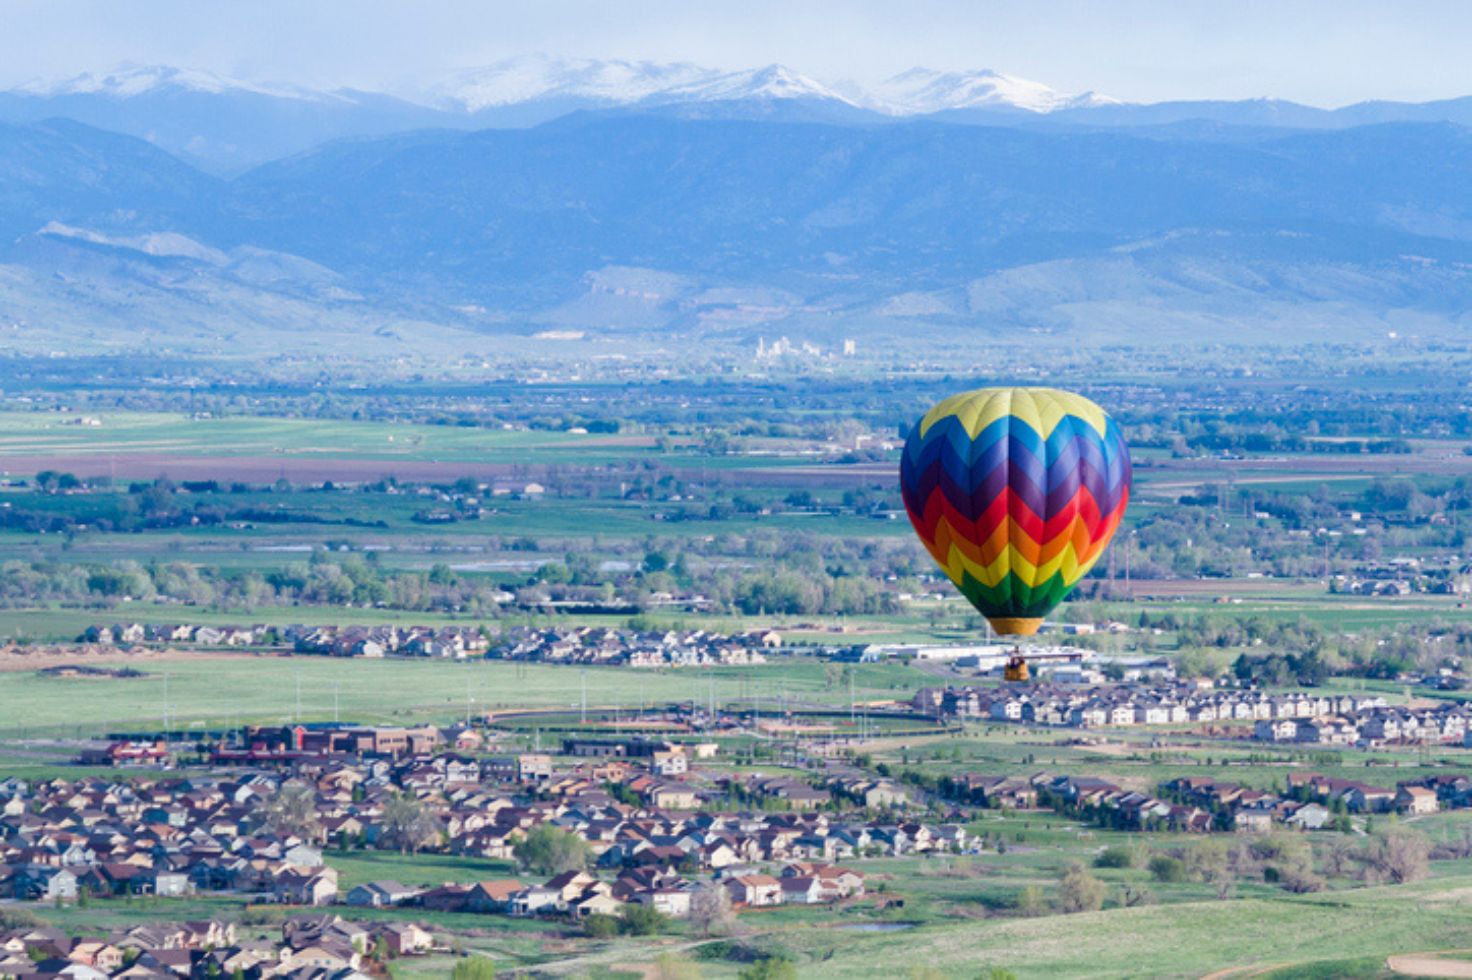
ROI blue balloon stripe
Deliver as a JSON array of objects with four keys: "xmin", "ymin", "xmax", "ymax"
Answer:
[{"xmin": 905, "ymin": 433, "xmax": 1129, "ymax": 530}]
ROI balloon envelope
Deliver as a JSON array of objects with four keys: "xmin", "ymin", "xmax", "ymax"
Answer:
[{"xmin": 899, "ymin": 387, "xmax": 1131, "ymax": 635}]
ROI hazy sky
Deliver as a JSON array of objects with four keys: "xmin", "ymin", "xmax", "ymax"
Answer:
[{"xmin": 4, "ymin": 0, "xmax": 1471, "ymax": 106}]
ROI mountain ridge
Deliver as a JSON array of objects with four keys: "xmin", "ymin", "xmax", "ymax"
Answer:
[
  {"xmin": 2, "ymin": 113, "xmax": 1472, "ymax": 356},
  {"xmin": 27, "ymin": 56, "xmax": 1472, "ymax": 172}
]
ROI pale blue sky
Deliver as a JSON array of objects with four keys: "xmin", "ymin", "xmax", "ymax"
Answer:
[{"xmin": 3, "ymin": 0, "xmax": 1470, "ymax": 106}]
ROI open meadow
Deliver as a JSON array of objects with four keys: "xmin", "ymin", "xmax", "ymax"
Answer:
[{"xmin": 0, "ymin": 654, "xmax": 931, "ymax": 737}]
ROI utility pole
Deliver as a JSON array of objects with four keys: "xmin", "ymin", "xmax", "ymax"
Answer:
[
  {"xmin": 466, "ymin": 676, "xmax": 472, "ymax": 727},
  {"xmin": 580, "ymin": 669, "xmax": 587, "ymax": 725},
  {"xmin": 162, "ymin": 673, "xmax": 169, "ymax": 736},
  {"xmin": 1125, "ymin": 532, "xmax": 1134, "ymax": 598},
  {"xmin": 294, "ymin": 668, "xmax": 302, "ymax": 724},
  {"xmin": 332, "ymin": 683, "xmax": 340, "ymax": 724},
  {"xmin": 850, "ymin": 669, "xmax": 856, "ymax": 727}
]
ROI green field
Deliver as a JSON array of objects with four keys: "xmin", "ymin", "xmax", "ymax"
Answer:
[
  {"xmin": 0, "ymin": 655, "xmax": 932, "ymax": 738},
  {"xmin": 323, "ymin": 850, "xmax": 518, "ymax": 890},
  {"xmin": 0, "ymin": 410, "xmax": 872, "ymax": 472},
  {"xmin": 779, "ymin": 874, "xmax": 1472, "ymax": 979}
]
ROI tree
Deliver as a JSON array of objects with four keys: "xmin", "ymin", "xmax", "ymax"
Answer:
[
  {"xmin": 1057, "ymin": 861, "xmax": 1105, "ymax": 914},
  {"xmin": 512, "ymin": 824, "xmax": 593, "ymax": 875},
  {"xmin": 1369, "ymin": 826, "xmax": 1430, "ymax": 884},
  {"xmin": 619, "ymin": 902, "xmax": 669, "ymax": 936},
  {"xmin": 259, "ymin": 783, "xmax": 323, "ymax": 842},
  {"xmin": 379, "ymin": 793, "xmax": 442, "ymax": 854},
  {"xmin": 688, "ymin": 883, "xmax": 735, "ymax": 938},
  {"xmin": 1187, "ymin": 838, "xmax": 1230, "ymax": 886}
]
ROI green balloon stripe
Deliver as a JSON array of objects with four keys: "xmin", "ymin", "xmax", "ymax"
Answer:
[{"xmin": 956, "ymin": 569, "xmax": 1075, "ymax": 620}]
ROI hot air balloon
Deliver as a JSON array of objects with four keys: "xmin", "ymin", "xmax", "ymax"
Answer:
[{"xmin": 900, "ymin": 387, "xmax": 1131, "ymax": 646}]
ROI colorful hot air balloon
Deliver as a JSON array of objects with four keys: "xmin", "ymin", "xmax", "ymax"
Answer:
[{"xmin": 900, "ymin": 387, "xmax": 1131, "ymax": 637}]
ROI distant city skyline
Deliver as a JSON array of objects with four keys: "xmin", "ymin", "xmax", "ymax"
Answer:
[{"xmin": 3, "ymin": 0, "xmax": 1471, "ymax": 108}]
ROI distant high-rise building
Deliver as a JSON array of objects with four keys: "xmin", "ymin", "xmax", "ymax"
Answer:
[{"xmin": 843, "ymin": 339, "xmax": 856, "ymax": 356}]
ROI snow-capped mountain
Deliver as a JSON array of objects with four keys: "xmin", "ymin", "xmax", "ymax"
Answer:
[
  {"xmin": 0, "ymin": 64, "xmax": 447, "ymax": 173},
  {"xmin": 875, "ymin": 68, "xmax": 1117, "ymax": 115},
  {"xmin": 17, "ymin": 64, "xmax": 342, "ymax": 103},
  {"xmin": 425, "ymin": 57, "xmax": 863, "ymax": 112},
  {"xmin": 426, "ymin": 58, "xmax": 1065, "ymax": 114},
  {"xmin": 648, "ymin": 64, "xmax": 857, "ymax": 106},
  {"xmin": 426, "ymin": 55, "xmax": 716, "ymax": 111},
  {"xmin": 18, "ymin": 56, "xmax": 1472, "ymax": 178},
  {"xmin": 6, "ymin": 58, "xmax": 1111, "ymax": 124}
]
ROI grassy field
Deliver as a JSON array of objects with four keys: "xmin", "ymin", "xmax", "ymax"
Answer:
[
  {"xmin": 0, "ymin": 655, "xmax": 932, "ymax": 736},
  {"xmin": 323, "ymin": 850, "xmax": 518, "ymax": 890},
  {"xmin": 785, "ymin": 875, "xmax": 1472, "ymax": 979},
  {"xmin": 541, "ymin": 871, "xmax": 1472, "ymax": 979},
  {"xmin": 0, "ymin": 410, "xmax": 878, "ymax": 473}
]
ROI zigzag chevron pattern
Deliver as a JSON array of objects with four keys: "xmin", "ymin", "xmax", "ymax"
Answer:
[{"xmin": 900, "ymin": 387, "xmax": 1131, "ymax": 625}]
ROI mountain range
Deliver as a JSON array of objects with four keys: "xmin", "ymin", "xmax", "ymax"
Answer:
[
  {"xmin": 11, "ymin": 58, "xmax": 1472, "ymax": 172},
  {"xmin": 4, "ymin": 60, "xmax": 1472, "ymax": 359}
]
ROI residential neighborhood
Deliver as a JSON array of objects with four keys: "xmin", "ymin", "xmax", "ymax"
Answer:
[
  {"xmin": 0, "ymin": 914, "xmax": 434, "ymax": 980},
  {"xmin": 77, "ymin": 623, "xmax": 776, "ymax": 667},
  {"xmin": 944, "ymin": 768, "xmax": 1461, "ymax": 834},
  {"xmin": 906, "ymin": 680, "xmax": 1472, "ymax": 749}
]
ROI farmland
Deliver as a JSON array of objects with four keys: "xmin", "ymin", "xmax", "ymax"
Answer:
[{"xmin": 2, "ymin": 356, "xmax": 1472, "ymax": 978}]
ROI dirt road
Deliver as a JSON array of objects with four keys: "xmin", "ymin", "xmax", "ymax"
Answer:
[{"xmin": 1387, "ymin": 952, "xmax": 1472, "ymax": 977}]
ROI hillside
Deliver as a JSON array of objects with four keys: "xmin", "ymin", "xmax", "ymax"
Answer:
[{"xmin": 3, "ymin": 115, "xmax": 1472, "ymax": 356}]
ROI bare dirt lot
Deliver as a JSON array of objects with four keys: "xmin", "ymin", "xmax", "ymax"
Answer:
[
  {"xmin": 1387, "ymin": 951, "xmax": 1472, "ymax": 977},
  {"xmin": 0, "ymin": 644, "xmax": 268, "ymax": 673}
]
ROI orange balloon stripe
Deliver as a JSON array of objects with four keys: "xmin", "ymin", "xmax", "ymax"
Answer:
[{"xmin": 925, "ymin": 490, "xmax": 1130, "ymax": 582}]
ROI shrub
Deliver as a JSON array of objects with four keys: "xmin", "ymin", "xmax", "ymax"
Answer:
[
  {"xmin": 451, "ymin": 957, "xmax": 497, "ymax": 980},
  {"xmin": 739, "ymin": 958, "xmax": 797, "ymax": 980},
  {"xmin": 1148, "ymin": 856, "xmax": 1187, "ymax": 883},
  {"xmin": 653, "ymin": 953, "xmax": 703, "ymax": 980},
  {"xmin": 620, "ymin": 903, "xmax": 669, "ymax": 936},
  {"xmin": 0, "ymin": 908, "xmax": 43, "ymax": 930},
  {"xmin": 584, "ymin": 913, "xmax": 618, "ymax": 939},
  {"xmin": 1058, "ymin": 861, "xmax": 1106, "ymax": 914},
  {"xmin": 1014, "ymin": 885, "xmax": 1045, "ymax": 917},
  {"xmin": 1094, "ymin": 846, "xmax": 1134, "ymax": 869}
]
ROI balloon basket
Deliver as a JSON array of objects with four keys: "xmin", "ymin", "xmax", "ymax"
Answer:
[{"xmin": 987, "ymin": 617, "xmax": 1044, "ymax": 637}]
